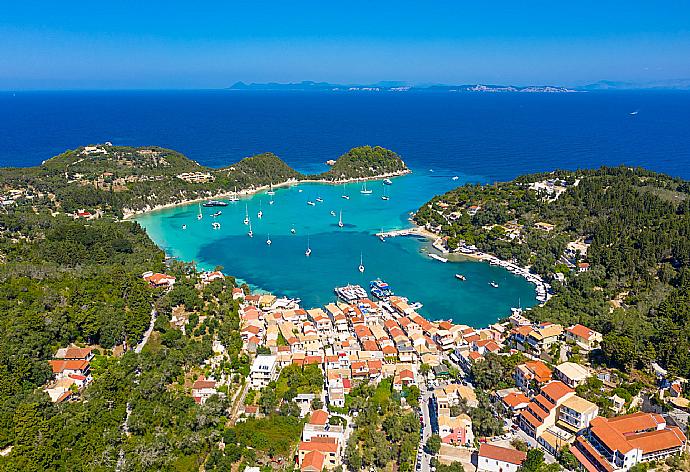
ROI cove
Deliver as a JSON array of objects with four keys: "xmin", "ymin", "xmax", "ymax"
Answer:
[{"xmin": 136, "ymin": 169, "xmax": 538, "ymax": 327}]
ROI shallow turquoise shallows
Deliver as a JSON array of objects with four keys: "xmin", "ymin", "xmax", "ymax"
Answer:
[{"xmin": 136, "ymin": 169, "xmax": 537, "ymax": 327}]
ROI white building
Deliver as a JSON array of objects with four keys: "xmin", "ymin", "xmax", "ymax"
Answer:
[
  {"xmin": 250, "ymin": 355, "xmax": 277, "ymax": 388},
  {"xmin": 477, "ymin": 444, "xmax": 527, "ymax": 472}
]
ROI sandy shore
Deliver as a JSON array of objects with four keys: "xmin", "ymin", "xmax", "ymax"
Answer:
[{"xmin": 122, "ymin": 169, "xmax": 411, "ymax": 220}]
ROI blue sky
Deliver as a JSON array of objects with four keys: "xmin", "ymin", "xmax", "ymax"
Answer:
[{"xmin": 1, "ymin": 1, "xmax": 689, "ymax": 89}]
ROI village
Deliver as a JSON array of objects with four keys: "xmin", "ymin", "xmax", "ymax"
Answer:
[{"xmin": 42, "ymin": 264, "xmax": 690, "ymax": 472}]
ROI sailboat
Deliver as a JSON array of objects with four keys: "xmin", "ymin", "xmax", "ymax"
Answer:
[
  {"xmin": 228, "ymin": 186, "xmax": 239, "ymax": 202},
  {"xmin": 182, "ymin": 224, "xmax": 187, "ymax": 230},
  {"xmin": 358, "ymin": 253, "xmax": 365, "ymax": 273},
  {"xmin": 291, "ymin": 225, "xmax": 296, "ymax": 234},
  {"xmin": 197, "ymin": 203, "xmax": 203, "ymax": 220},
  {"xmin": 338, "ymin": 210, "xmax": 344, "ymax": 228},
  {"xmin": 257, "ymin": 201, "xmax": 263, "ymax": 219},
  {"xmin": 305, "ymin": 235, "xmax": 312, "ymax": 257},
  {"xmin": 360, "ymin": 181, "xmax": 372, "ymax": 194},
  {"xmin": 266, "ymin": 233, "xmax": 272, "ymax": 245},
  {"xmin": 247, "ymin": 220, "xmax": 253, "ymax": 238},
  {"xmin": 381, "ymin": 185, "xmax": 390, "ymax": 200},
  {"xmin": 341, "ymin": 184, "xmax": 350, "ymax": 200},
  {"xmin": 243, "ymin": 204, "xmax": 249, "ymax": 225},
  {"xmin": 212, "ymin": 221, "xmax": 221, "ymax": 229},
  {"xmin": 267, "ymin": 182, "xmax": 275, "ymax": 196}
]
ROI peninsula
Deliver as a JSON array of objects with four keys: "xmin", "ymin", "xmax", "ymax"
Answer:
[{"xmin": 0, "ymin": 144, "xmax": 409, "ymax": 219}]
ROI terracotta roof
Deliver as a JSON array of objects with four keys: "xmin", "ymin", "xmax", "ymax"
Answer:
[
  {"xmin": 524, "ymin": 360, "xmax": 552, "ymax": 382},
  {"xmin": 606, "ymin": 411, "xmax": 664, "ymax": 434},
  {"xmin": 192, "ymin": 379, "xmax": 216, "ymax": 390},
  {"xmin": 309, "ymin": 409, "xmax": 328, "ymax": 426},
  {"xmin": 299, "ymin": 437, "xmax": 338, "ymax": 453},
  {"xmin": 567, "ymin": 323, "xmax": 598, "ymax": 340},
  {"xmin": 503, "ymin": 392, "xmax": 530, "ymax": 409},
  {"xmin": 627, "ymin": 426, "xmax": 686, "ymax": 454},
  {"xmin": 478, "ymin": 444, "xmax": 527, "ymax": 465},
  {"xmin": 541, "ymin": 380, "xmax": 574, "ymax": 402},
  {"xmin": 589, "ymin": 417, "xmax": 634, "ymax": 454},
  {"xmin": 573, "ymin": 437, "xmax": 614, "ymax": 472},
  {"xmin": 48, "ymin": 359, "xmax": 88, "ymax": 374},
  {"xmin": 301, "ymin": 450, "xmax": 325, "ymax": 471},
  {"xmin": 57, "ymin": 347, "xmax": 92, "ymax": 360}
]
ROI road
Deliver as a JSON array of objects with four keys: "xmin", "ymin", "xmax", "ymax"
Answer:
[
  {"xmin": 135, "ymin": 308, "xmax": 157, "ymax": 354},
  {"xmin": 419, "ymin": 389, "xmax": 434, "ymax": 472}
]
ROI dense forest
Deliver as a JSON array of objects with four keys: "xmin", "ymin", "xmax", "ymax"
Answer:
[
  {"xmin": 0, "ymin": 144, "xmax": 408, "ymax": 217},
  {"xmin": 316, "ymin": 146, "xmax": 409, "ymax": 181},
  {"xmin": 415, "ymin": 167, "xmax": 690, "ymax": 378}
]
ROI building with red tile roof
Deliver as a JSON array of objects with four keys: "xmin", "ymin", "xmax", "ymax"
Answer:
[
  {"xmin": 478, "ymin": 444, "xmax": 527, "ymax": 471},
  {"xmin": 574, "ymin": 412, "xmax": 686, "ymax": 471}
]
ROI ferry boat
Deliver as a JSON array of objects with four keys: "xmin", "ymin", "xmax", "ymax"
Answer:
[
  {"xmin": 489, "ymin": 281, "xmax": 499, "ymax": 288},
  {"xmin": 429, "ymin": 253, "xmax": 448, "ymax": 263},
  {"xmin": 455, "ymin": 274, "xmax": 466, "ymax": 281},
  {"xmin": 360, "ymin": 181, "xmax": 373, "ymax": 194},
  {"xmin": 212, "ymin": 222, "xmax": 221, "ymax": 229},
  {"xmin": 383, "ymin": 178, "xmax": 393, "ymax": 185},
  {"xmin": 369, "ymin": 279, "xmax": 393, "ymax": 299},
  {"xmin": 203, "ymin": 200, "xmax": 228, "ymax": 207}
]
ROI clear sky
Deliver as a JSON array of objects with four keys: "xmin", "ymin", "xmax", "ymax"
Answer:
[{"xmin": 2, "ymin": 1, "xmax": 690, "ymax": 89}]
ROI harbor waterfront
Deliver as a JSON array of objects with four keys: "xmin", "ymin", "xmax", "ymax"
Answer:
[{"xmin": 137, "ymin": 169, "xmax": 539, "ymax": 327}]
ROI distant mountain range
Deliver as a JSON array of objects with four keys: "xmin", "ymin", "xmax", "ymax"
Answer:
[
  {"xmin": 227, "ymin": 81, "xmax": 577, "ymax": 93},
  {"xmin": 228, "ymin": 79, "xmax": 690, "ymax": 93},
  {"xmin": 580, "ymin": 79, "xmax": 690, "ymax": 91}
]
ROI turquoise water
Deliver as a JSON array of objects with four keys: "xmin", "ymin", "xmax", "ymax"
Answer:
[{"xmin": 136, "ymin": 169, "xmax": 537, "ymax": 327}]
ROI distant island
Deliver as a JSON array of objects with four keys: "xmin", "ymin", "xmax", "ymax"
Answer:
[
  {"xmin": 0, "ymin": 144, "xmax": 409, "ymax": 219},
  {"xmin": 229, "ymin": 79, "xmax": 690, "ymax": 92},
  {"xmin": 228, "ymin": 80, "xmax": 578, "ymax": 93}
]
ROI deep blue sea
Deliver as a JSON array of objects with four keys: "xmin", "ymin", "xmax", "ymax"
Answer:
[
  {"xmin": 3, "ymin": 90, "xmax": 690, "ymax": 326},
  {"xmin": 2, "ymin": 90, "xmax": 690, "ymax": 178}
]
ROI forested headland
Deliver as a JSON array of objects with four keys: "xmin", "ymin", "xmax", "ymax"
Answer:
[{"xmin": 414, "ymin": 167, "xmax": 690, "ymax": 378}]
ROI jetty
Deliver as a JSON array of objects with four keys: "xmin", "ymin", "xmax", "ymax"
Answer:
[{"xmin": 374, "ymin": 228, "xmax": 422, "ymax": 238}]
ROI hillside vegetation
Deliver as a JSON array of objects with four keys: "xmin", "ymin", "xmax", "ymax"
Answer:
[
  {"xmin": 0, "ymin": 144, "xmax": 408, "ymax": 217},
  {"xmin": 415, "ymin": 167, "xmax": 690, "ymax": 377}
]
